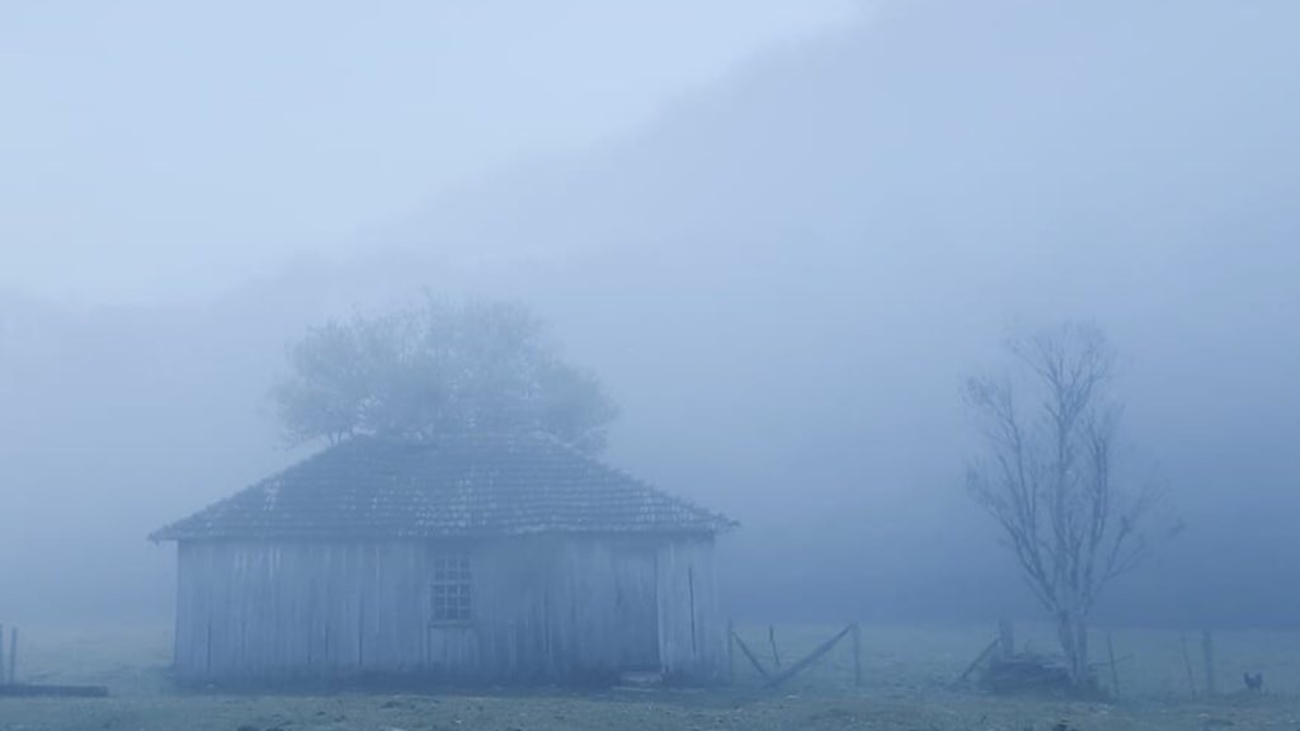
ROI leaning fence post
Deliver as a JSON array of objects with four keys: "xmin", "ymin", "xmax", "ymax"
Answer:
[
  {"xmin": 1202, "ymin": 631, "xmax": 1217, "ymax": 697},
  {"xmin": 765, "ymin": 623, "xmax": 855, "ymax": 689}
]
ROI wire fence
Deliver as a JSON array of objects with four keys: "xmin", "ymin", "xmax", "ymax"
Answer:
[{"xmin": 727, "ymin": 622, "xmax": 1300, "ymax": 700}]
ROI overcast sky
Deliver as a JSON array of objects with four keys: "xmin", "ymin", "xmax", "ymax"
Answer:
[
  {"xmin": 3, "ymin": 0, "xmax": 1297, "ymax": 629},
  {"xmin": 1, "ymin": 0, "xmax": 859, "ymax": 304}
]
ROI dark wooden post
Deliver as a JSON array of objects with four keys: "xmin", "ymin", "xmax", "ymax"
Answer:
[
  {"xmin": 1202, "ymin": 631, "xmax": 1217, "ymax": 697},
  {"xmin": 733, "ymin": 633, "xmax": 773, "ymax": 682},
  {"xmin": 765, "ymin": 624, "xmax": 855, "ymax": 689},
  {"xmin": 768, "ymin": 625, "xmax": 782, "ymax": 668},
  {"xmin": 851, "ymin": 623, "xmax": 862, "ymax": 687},
  {"xmin": 1106, "ymin": 632, "xmax": 1121, "ymax": 699},
  {"xmin": 998, "ymin": 619, "xmax": 1014, "ymax": 659},
  {"xmin": 0, "ymin": 624, "xmax": 6, "ymax": 686},
  {"xmin": 8, "ymin": 627, "xmax": 16, "ymax": 685},
  {"xmin": 957, "ymin": 637, "xmax": 1001, "ymax": 685},
  {"xmin": 727, "ymin": 620, "xmax": 735, "ymax": 684},
  {"xmin": 1180, "ymin": 633, "xmax": 1197, "ymax": 699}
]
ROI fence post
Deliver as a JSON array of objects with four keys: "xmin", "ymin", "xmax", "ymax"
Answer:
[
  {"xmin": 8, "ymin": 627, "xmax": 17, "ymax": 685},
  {"xmin": 768, "ymin": 625, "xmax": 782, "ymax": 668},
  {"xmin": 727, "ymin": 619, "xmax": 735, "ymax": 684},
  {"xmin": 1180, "ymin": 633, "xmax": 1198, "ymax": 699},
  {"xmin": 764, "ymin": 624, "xmax": 855, "ymax": 689},
  {"xmin": 852, "ymin": 623, "xmax": 862, "ymax": 687},
  {"xmin": 0, "ymin": 624, "xmax": 5, "ymax": 685},
  {"xmin": 998, "ymin": 619, "xmax": 1015, "ymax": 659},
  {"xmin": 1106, "ymin": 632, "xmax": 1121, "ymax": 699},
  {"xmin": 1202, "ymin": 631, "xmax": 1217, "ymax": 697}
]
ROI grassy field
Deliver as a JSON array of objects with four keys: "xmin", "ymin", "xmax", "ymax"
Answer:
[{"xmin": 3, "ymin": 623, "xmax": 1299, "ymax": 730}]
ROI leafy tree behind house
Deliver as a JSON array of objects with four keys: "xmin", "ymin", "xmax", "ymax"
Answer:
[{"xmin": 274, "ymin": 297, "xmax": 618, "ymax": 453}]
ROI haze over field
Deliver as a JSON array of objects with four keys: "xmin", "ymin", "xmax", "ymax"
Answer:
[{"xmin": 2, "ymin": 0, "xmax": 1298, "ymax": 632}]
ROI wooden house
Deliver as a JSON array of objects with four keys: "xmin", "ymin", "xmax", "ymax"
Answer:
[{"xmin": 150, "ymin": 433, "xmax": 734, "ymax": 685}]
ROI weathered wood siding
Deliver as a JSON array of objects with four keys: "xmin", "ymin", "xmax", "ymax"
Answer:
[
  {"xmin": 174, "ymin": 535, "xmax": 720, "ymax": 683},
  {"xmin": 656, "ymin": 539, "xmax": 725, "ymax": 681}
]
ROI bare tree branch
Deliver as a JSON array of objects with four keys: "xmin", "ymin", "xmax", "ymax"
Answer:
[{"xmin": 964, "ymin": 322, "xmax": 1174, "ymax": 686}]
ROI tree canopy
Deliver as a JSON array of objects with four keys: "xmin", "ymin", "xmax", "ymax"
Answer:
[{"xmin": 273, "ymin": 298, "xmax": 618, "ymax": 453}]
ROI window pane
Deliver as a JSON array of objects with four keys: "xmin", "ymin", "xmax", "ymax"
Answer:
[{"xmin": 432, "ymin": 552, "xmax": 472, "ymax": 622}]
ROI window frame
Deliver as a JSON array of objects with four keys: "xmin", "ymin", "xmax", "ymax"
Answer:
[{"xmin": 429, "ymin": 552, "xmax": 474, "ymax": 627}]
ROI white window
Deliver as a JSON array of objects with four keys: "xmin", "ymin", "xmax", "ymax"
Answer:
[{"xmin": 431, "ymin": 554, "xmax": 472, "ymax": 624}]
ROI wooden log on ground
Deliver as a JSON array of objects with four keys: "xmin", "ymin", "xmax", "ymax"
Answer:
[
  {"xmin": 0, "ymin": 684, "xmax": 109, "ymax": 698},
  {"xmin": 766, "ymin": 623, "xmax": 855, "ymax": 689},
  {"xmin": 982, "ymin": 654, "xmax": 1072, "ymax": 694}
]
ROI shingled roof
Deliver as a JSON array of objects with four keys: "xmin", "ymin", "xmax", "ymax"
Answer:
[{"xmin": 150, "ymin": 433, "xmax": 734, "ymax": 541}]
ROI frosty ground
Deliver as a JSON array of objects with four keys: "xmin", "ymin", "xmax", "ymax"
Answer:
[{"xmin": 3, "ymin": 624, "xmax": 1297, "ymax": 731}]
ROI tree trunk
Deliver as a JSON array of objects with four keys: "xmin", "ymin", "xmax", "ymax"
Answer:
[{"xmin": 1056, "ymin": 611, "xmax": 1091, "ymax": 687}]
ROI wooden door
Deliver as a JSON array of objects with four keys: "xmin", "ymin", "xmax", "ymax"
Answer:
[{"xmin": 613, "ymin": 547, "xmax": 660, "ymax": 670}]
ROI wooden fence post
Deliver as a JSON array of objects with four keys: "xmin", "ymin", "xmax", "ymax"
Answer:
[
  {"xmin": 768, "ymin": 625, "xmax": 782, "ymax": 668},
  {"xmin": 727, "ymin": 619, "xmax": 735, "ymax": 684},
  {"xmin": 733, "ymin": 633, "xmax": 773, "ymax": 682},
  {"xmin": 852, "ymin": 623, "xmax": 862, "ymax": 687},
  {"xmin": 956, "ymin": 636, "xmax": 1001, "ymax": 686},
  {"xmin": 1106, "ymin": 632, "xmax": 1121, "ymax": 699},
  {"xmin": 1180, "ymin": 633, "xmax": 1197, "ymax": 699},
  {"xmin": 8, "ymin": 627, "xmax": 17, "ymax": 685},
  {"xmin": 0, "ymin": 624, "xmax": 6, "ymax": 686},
  {"xmin": 998, "ymin": 619, "xmax": 1015, "ymax": 659},
  {"xmin": 765, "ymin": 624, "xmax": 855, "ymax": 689},
  {"xmin": 1202, "ymin": 631, "xmax": 1217, "ymax": 697}
]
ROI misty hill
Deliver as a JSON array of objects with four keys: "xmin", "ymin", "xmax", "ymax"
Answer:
[
  {"xmin": 387, "ymin": 0, "xmax": 1300, "ymax": 625},
  {"xmin": 371, "ymin": 0, "xmax": 1300, "ymax": 624},
  {"xmin": 4, "ymin": 0, "xmax": 1299, "ymax": 627}
]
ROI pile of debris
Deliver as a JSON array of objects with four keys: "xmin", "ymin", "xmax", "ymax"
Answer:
[
  {"xmin": 979, "ymin": 653, "xmax": 1075, "ymax": 696},
  {"xmin": 953, "ymin": 623, "xmax": 1105, "ymax": 700}
]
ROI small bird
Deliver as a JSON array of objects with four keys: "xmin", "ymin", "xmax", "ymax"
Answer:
[{"xmin": 1243, "ymin": 672, "xmax": 1264, "ymax": 692}]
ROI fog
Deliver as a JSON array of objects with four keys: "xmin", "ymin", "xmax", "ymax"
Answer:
[{"xmin": 2, "ymin": 0, "xmax": 1298, "ymax": 634}]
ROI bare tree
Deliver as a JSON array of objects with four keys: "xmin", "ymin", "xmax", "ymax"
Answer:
[{"xmin": 964, "ymin": 323, "xmax": 1175, "ymax": 686}]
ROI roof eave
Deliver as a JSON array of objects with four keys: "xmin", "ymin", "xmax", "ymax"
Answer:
[{"xmin": 150, "ymin": 522, "xmax": 738, "ymax": 543}]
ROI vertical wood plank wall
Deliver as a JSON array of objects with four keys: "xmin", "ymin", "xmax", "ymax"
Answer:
[
  {"xmin": 174, "ymin": 535, "xmax": 720, "ymax": 683},
  {"xmin": 656, "ymin": 539, "xmax": 725, "ymax": 681}
]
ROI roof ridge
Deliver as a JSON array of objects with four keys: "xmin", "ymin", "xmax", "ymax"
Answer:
[{"xmin": 150, "ymin": 431, "xmax": 736, "ymax": 541}]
